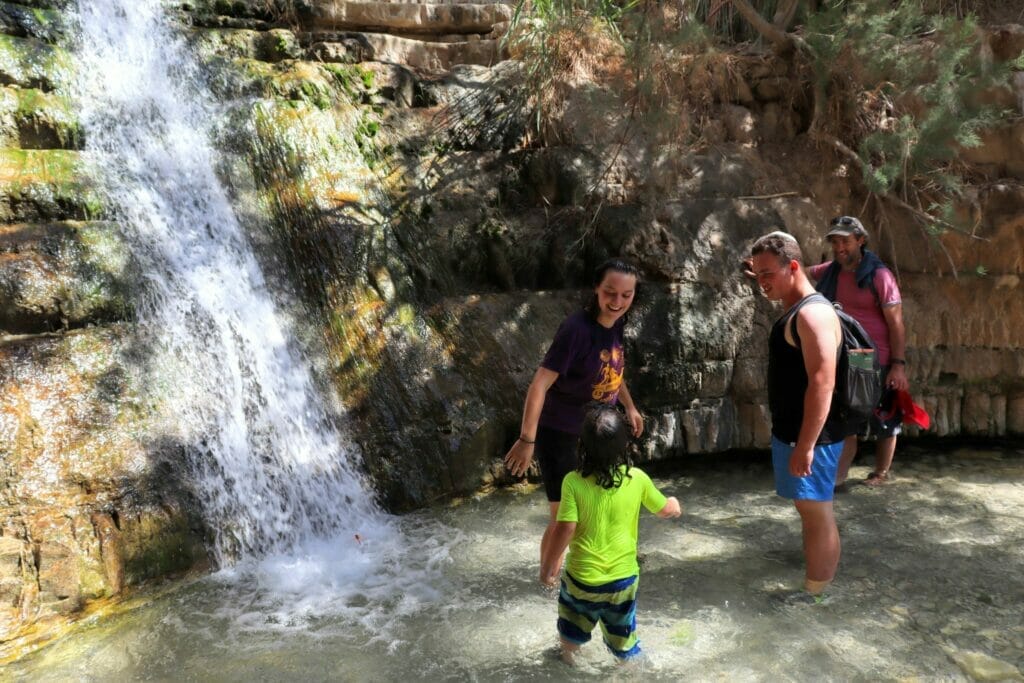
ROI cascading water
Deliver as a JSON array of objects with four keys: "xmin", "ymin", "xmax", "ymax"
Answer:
[{"xmin": 69, "ymin": 0, "xmax": 389, "ymax": 566}]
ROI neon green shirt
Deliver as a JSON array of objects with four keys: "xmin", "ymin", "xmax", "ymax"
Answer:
[{"xmin": 556, "ymin": 466, "xmax": 668, "ymax": 585}]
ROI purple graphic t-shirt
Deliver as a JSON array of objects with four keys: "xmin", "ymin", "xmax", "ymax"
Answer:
[{"xmin": 539, "ymin": 310, "xmax": 625, "ymax": 435}]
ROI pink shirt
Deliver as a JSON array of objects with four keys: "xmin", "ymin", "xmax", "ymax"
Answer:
[{"xmin": 808, "ymin": 262, "xmax": 902, "ymax": 365}]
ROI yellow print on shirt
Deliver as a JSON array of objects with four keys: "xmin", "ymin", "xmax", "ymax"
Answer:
[{"xmin": 592, "ymin": 347, "xmax": 623, "ymax": 400}]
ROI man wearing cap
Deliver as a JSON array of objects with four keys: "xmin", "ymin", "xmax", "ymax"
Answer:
[
  {"xmin": 750, "ymin": 231, "xmax": 845, "ymax": 599},
  {"xmin": 809, "ymin": 216, "xmax": 909, "ymax": 487}
]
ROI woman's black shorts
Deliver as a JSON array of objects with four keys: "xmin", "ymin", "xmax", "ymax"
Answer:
[{"xmin": 535, "ymin": 426, "xmax": 579, "ymax": 502}]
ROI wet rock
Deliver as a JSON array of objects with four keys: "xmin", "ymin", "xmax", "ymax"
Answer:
[
  {"xmin": 189, "ymin": 27, "xmax": 267, "ymax": 61},
  {"xmin": 0, "ymin": 536, "xmax": 27, "ymax": 634},
  {"xmin": 308, "ymin": 37, "xmax": 371, "ymax": 65},
  {"xmin": 0, "ymin": 150, "xmax": 104, "ymax": 223},
  {"xmin": 0, "ymin": 221, "xmax": 134, "ymax": 334},
  {"xmin": 191, "ymin": 27, "xmax": 303, "ymax": 63},
  {"xmin": 0, "ymin": 34, "xmax": 71, "ymax": 91},
  {"xmin": 948, "ymin": 649, "xmax": 1024, "ymax": 682},
  {"xmin": 0, "ymin": 86, "xmax": 81, "ymax": 149},
  {"xmin": 35, "ymin": 540, "xmax": 81, "ymax": 615},
  {"xmin": 0, "ymin": 327, "xmax": 210, "ymax": 641},
  {"xmin": 91, "ymin": 512, "xmax": 124, "ymax": 594},
  {"xmin": 0, "ymin": 2, "xmax": 65, "ymax": 42},
  {"xmin": 644, "ymin": 398, "xmax": 738, "ymax": 456},
  {"xmin": 356, "ymin": 62, "xmax": 418, "ymax": 107}
]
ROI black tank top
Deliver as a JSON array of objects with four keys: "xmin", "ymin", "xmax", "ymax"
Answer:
[{"xmin": 767, "ymin": 293, "xmax": 845, "ymax": 445}]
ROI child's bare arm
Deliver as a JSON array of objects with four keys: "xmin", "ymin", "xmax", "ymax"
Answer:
[
  {"xmin": 657, "ymin": 496, "xmax": 681, "ymax": 519},
  {"xmin": 539, "ymin": 521, "xmax": 576, "ymax": 586}
]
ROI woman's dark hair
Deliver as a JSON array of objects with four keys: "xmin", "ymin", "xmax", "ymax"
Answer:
[
  {"xmin": 583, "ymin": 257, "xmax": 641, "ymax": 321},
  {"xmin": 578, "ymin": 402, "xmax": 632, "ymax": 489}
]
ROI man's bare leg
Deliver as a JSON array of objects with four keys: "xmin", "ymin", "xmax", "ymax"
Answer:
[
  {"xmin": 794, "ymin": 499, "xmax": 840, "ymax": 593},
  {"xmin": 865, "ymin": 435, "xmax": 897, "ymax": 485},
  {"xmin": 833, "ymin": 435, "xmax": 859, "ymax": 487}
]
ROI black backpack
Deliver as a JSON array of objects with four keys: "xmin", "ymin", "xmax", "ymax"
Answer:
[{"xmin": 833, "ymin": 303, "xmax": 882, "ymax": 434}]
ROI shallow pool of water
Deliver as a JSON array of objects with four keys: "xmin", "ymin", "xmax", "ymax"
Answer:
[{"xmin": 8, "ymin": 444, "xmax": 1024, "ymax": 682}]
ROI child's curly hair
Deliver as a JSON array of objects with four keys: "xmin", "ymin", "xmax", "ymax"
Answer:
[{"xmin": 578, "ymin": 402, "xmax": 632, "ymax": 489}]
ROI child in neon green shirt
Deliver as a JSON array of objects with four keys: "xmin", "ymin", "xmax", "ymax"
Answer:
[{"xmin": 540, "ymin": 403, "xmax": 681, "ymax": 662}]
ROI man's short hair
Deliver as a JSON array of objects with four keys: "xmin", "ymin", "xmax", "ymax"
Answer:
[{"xmin": 751, "ymin": 231, "xmax": 803, "ymax": 265}]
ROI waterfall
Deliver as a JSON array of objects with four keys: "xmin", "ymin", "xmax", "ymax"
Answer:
[{"xmin": 68, "ymin": 0, "xmax": 385, "ymax": 566}]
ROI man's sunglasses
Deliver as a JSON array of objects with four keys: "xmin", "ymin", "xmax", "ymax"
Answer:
[{"xmin": 830, "ymin": 216, "xmax": 859, "ymax": 226}]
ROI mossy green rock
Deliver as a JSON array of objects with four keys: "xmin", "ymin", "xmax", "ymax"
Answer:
[
  {"xmin": 0, "ymin": 149, "xmax": 103, "ymax": 222},
  {"xmin": 0, "ymin": 33, "xmax": 71, "ymax": 91},
  {"xmin": 0, "ymin": 2, "xmax": 65, "ymax": 42},
  {"xmin": 0, "ymin": 221, "xmax": 133, "ymax": 334},
  {"xmin": 189, "ymin": 27, "xmax": 300, "ymax": 63},
  {"xmin": 0, "ymin": 86, "xmax": 81, "ymax": 149}
]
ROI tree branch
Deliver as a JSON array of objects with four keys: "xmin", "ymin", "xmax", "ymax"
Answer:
[
  {"xmin": 772, "ymin": 0, "xmax": 800, "ymax": 32},
  {"xmin": 814, "ymin": 131, "xmax": 967, "ymax": 277},
  {"xmin": 727, "ymin": 0, "xmax": 823, "ymax": 130},
  {"xmin": 727, "ymin": 0, "xmax": 794, "ymax": 48}
]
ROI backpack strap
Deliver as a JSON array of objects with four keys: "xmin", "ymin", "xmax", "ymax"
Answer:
[{"xmin": 785, "ymin": 293, "xmax": 830, "ymax": 349}]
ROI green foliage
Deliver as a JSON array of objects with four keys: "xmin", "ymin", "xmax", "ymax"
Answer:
[
  {"xmin": 804, "ymin": 0, "xmax": 1017, "ymax": 233},
  {"xmin": 321, "ymin": 64, "xmax": 376, "ymax": 103},
  {"xmin": 507, "ymin": 0, "xmax": 1018, "ymax": 243},
  {"xmin": 505, "ymin": 0, "xmax": 632, "ymax": 131},
  {"xmin": 354, "ymin": 112, "xmax": 385, "ymax": 169}
]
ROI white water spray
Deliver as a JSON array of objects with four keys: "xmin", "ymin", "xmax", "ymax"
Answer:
[{"xmin": 69, "ymin": 0, "xmax": 388, "ymax": 566}]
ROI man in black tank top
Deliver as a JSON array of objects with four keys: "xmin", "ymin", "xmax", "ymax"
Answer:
[{"xmin": 751, "ymin": 232, "xmax": 844, "ymax": 599}]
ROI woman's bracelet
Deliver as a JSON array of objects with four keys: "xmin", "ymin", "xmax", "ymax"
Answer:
[{"xmin": 518, "ymin": 436, "xmax": 535, "ymax": 444}]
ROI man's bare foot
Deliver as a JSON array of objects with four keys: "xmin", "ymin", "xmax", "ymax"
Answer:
[{"xmin": 864, "ymin": 470, "xmax": 889, "ymax": 486}]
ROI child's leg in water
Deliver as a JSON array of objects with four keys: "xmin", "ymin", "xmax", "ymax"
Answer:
[{"xmin": 559, "ymin": 638, "xmax": 580, "ymax": 665}]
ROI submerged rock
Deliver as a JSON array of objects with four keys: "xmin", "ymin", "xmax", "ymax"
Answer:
[{"xmin": 948, "ymin": 649, "xmax": 1024, "ymax": 682}]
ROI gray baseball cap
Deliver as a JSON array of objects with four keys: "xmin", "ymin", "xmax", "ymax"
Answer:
[{"xmin": 825, "ymin": 215, "xmax": 867, "ymax": 238}]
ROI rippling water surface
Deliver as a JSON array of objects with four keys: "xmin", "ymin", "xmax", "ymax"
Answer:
[{"xmin": 9, "ymin": 445, "xmax": 1023, "ymax": 681}]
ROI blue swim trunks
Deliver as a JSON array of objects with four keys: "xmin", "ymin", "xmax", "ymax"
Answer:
[
  {"xmin": 557, "ymin": 572, "xmax": 640, "ymax": 659},
  {"xmin": 771, "ymin": 436, "xmax": 843, "ymax": 501}
]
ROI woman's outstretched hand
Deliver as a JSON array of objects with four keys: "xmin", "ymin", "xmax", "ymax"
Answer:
[
  {"xmin": 625, "ymin": 406, "xmax": 644, "ymax": 437},
  {"xmin": 503, "ymin": 439, "xmax": 535, "ymax": 478}
]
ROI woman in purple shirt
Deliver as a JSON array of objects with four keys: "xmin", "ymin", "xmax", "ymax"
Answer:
[{"xmin": 504, "ymin": 258, "xmax": 644, "ymax": 570}]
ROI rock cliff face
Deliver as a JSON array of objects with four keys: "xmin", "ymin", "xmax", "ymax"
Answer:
[{"xmin": 0, "ymin": 0, "xmax": 1021, "ymax": 653}]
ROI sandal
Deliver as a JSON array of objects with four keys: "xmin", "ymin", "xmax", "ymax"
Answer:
[{"xmin": 864, "ymin": 471, "xmax": 889, "ymax": 486}]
